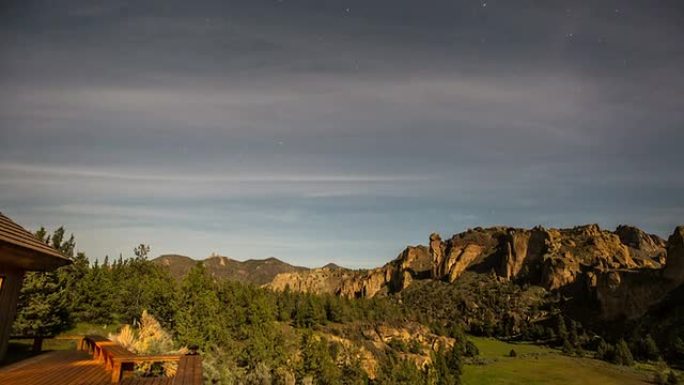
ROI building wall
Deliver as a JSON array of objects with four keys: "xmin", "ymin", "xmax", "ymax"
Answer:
[{"xmin": 0, "ymin": 264, "xmax": 25, "ymax": 362}]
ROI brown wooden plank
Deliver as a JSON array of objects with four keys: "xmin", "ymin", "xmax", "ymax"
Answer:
[
  {"xmin": 0, "ymin": 346, "xmax": 196, "ymax": 385},
  {"xmin": 178, "ymin": 356, "xmax": 191, "ymax": 385},
  {"xmin": 0, "ymin": 350, "xmax": 111, "ymax": 385},
  {"xmin": 191, "ymin": 356, "xmax": 202, "ymax": 385}
]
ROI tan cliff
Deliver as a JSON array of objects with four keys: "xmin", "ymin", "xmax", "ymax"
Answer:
[
  {"xmin": 267, "ymin": 224, "xmax": 682, "ymax": 320},
  {"xmin": 595, "ymin": 226, "xmax": 684, "ymax": 320}
]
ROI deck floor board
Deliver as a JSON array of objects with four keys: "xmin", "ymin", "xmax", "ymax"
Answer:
[{"xmin": 0, "ymin": 351, "xmax": 174, "ymax": 385}]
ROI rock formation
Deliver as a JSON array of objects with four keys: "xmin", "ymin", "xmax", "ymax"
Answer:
[
  {"xmin": 595, "ymin": 226, "xmax": 684, "ymax": 320},
  {"xmin": 266, "ymin": 224, "xmax": 681, "ymax": 320}
]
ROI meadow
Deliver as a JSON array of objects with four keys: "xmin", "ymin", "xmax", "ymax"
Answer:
[{"xmin": 463, "ymin": 337, "xmax": 652, "ymax": 385}]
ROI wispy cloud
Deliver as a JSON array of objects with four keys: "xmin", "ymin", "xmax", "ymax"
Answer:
[
  {"xmin": 0, "ymin": 162, "xmax": 432, "ymax": 184},
  {"xmin": 1, "ymin": 0, "xmax": 682, "ymax": 265}
]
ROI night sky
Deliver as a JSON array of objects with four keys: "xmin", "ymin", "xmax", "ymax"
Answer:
[{"xmin": 1, "ymin": 0, "xmax": 683, "ymax": 267}]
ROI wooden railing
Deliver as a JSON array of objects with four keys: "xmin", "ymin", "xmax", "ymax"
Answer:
[{"xmin": 10, "ymin": 334, "xmax": 82, "ymax": 353}]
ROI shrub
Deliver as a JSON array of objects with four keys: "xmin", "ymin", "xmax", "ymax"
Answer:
[
  {"xmin": 668, "ymin": 371, "xmax": 679, "ymax": 385},
  {"xmin": 595, "ymin": 339, "xmax": 613, "ymax": 361},
  {"xmin": 388, "ymin": 338, "xmax": 408, "ymax": 352},
  {"xmin": 408, "ymin": 339, "xmax": 422, "ymax": 354},
  {"xmin": 109, "ymin": 310, "xmax": 181, "ymax": 376},
  {"xmin": 641, "ymin": 335, "xmax": 661, "ymax": 361},
  {"xmin": 244, "ymin": 362, "xmax": 272, "ymax": 385},
  {"xmin": 464, "ymin": 340, "xmax": 480, "ymax": 357},
  {"xmin": 655, "ymin": 371, "xmax": 668, "ymax": 385},
  {"xmin": 562, "ymin": 339, "xmax": 575, "ymax": 355}
]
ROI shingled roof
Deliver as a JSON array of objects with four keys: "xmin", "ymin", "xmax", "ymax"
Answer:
[{"xmin": 0, "ymin": 212, "xmax": 71, "ymax": 271}]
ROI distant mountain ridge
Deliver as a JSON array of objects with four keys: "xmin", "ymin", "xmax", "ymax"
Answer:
[{"xmin": 152, "ymin": 254, "xmax": 310, "ymax": 285}]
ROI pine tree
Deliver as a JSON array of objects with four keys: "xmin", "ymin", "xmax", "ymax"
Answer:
[
  {"xmin": 642, "ymin": 334, "xmax": 660, "ymax": 361},
  {"xmin": 568, "ymin": 319, "xmax": 579, "ymax": 347},
  {"xmin": 431, "ymin": 344, "xmax": 462, "ymax": 385},
  {"xmin": 595, "ymin": 339, "xmax": 613, "ymax": 361},
  {"xmin": 113, "ymin": 247, "xmax": 176, "ymax": 326},
  {"xmin": 175, "ymin": 263, "xmax": 227, "ymax": 349},
  {"xmin": 556, "ymin": 315, "xmax": 568, "ymax": 342},
  {"xmin": 562, "ymin": 339, "xmax": 575, "ymax": 355},
  {"xmin": 298, "ymin": 331, "xmax": 342, "ymax": 385},
  {"xmin": 614, "ymin": 339, "xmax": 634, "ymax": 366},
  {"xmin": 77, "ymin": 260, "xmax": 114, "ymax": 324},
  {"xmin": 376, "ymin": 351, "xmax": 426, "ymax": 385},
  {"xmin": 12, "ymin": 271, "xmax": 70, "ymax": 337}
]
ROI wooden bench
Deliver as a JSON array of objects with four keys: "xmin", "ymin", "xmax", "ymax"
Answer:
[
  {"xmin": 80, "ymin": 335, "xmax": 112, "ymax": 360},
  {"xmin": 79, "ymin": 335, "xmax": 200, "ymax": 384}
]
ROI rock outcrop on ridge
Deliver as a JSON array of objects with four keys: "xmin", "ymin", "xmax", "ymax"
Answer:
[{"xmin": 268, "ymin": 224, "xmax": 684, "ymax": 320}]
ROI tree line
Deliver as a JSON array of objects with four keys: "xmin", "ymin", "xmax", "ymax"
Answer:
[{"xmin": 13, "ymin": 228, "xmax": 463, "ymax": 385}]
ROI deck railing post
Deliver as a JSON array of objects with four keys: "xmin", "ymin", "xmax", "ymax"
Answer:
[
  {"xmin": 111, "ymin": 361, "xmax": 122, "ymax": 383},
  {"xmin": 31, "ymin": 337, "xmax": 43, "ymax": 353}
]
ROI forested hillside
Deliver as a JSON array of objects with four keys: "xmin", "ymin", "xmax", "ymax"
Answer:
[
  {"xmin": 13, "ymin": 228, "xmax": 464, "ymax": 385},
  {"xmin": 12, "ymin": 226, "xmax": 684, "ymax": 384}
]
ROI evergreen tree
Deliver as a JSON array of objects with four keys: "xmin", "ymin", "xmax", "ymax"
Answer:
[
  {"xmin": 298, "ymin": 331, "xmax": 342, "ymax": 385},
  {"xmin": 240, "ymin": 293, "xmax": 284, "ymax": 369},
  {"xmin": 340, "ymin": 357, "xmax": 369, "ymax": 385},
  {"xmin": 562, "ymin": 339, "xmax": 575, "ymax": 355},
  {"xmin": 556, "ymin": 315, "xmax": 568, "ymax": 342},
  {"xmin": 641, "ymin": 334, "xmax": 660, "ymax": 361},
  {"xmin": 613, "ymin": 339, "xmax": 634, "ymax": 366},
  {"xmin": 596, "ymin": 339, "xmax": 613, "ymax": 361},
  {"xmin": 77, "ymin": 260, "xmax": 114, "ymax": 324},
  {"xmin": 113, "ymin": 247, "xmax": 176, "ymax": 326},
  {"xmin": 13, "ymin": 227, "xmax": 78, "ymax": 336},
  {"xmin": 325, "ymin": 296, "xmax": 345, "ymax": 323},
  {"xmin": 431, "ymin": 345, "xmax": 462, "ymax": 385},
  {"xmin": 175, "ymin": 263, "xmax": 227, "ymax": 349},
  {"xmin": 568, "ymin": 319, "xmax": 579, "ymax": 347},
  {"xmin": 376, "ymin": 351, "xmax": 426, "ymax": 385},
  {"xmin": 276, "ymin": 286, "xmax": 295, "ymax": 322},
  {"xmin": 12, "ymin": 270, "xmax": 70, "ymax": 336},
  {"xmin": 671, "ymin": 336, "xmax": 684, "ymax": 364}
]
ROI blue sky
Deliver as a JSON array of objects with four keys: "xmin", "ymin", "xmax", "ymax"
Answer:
[{"xmin": 1, "ymin": 0, "xmax": 683, "ymax": 267}]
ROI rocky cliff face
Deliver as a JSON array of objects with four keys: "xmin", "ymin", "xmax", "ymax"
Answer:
[
  {"xmin": 267, "ymin": 224, "xmax": 682, "ymax": 320},
  {"xmin": 595, "ymin": 226, "xmax": 684, "ymax": 320},
  {"xmin": 268, "ymin": 246, "xmax": 433, "ymax": 298}
]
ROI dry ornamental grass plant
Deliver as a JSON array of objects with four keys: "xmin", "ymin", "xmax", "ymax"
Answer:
[{"xmin": 109, "ymin": 310, "xmax": 187, "ymax": 377}]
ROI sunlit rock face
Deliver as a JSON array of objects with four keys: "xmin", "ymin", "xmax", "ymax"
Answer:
[{"xmin": 266, "ymin": 224, "xmax": 684, "ymax": 320}]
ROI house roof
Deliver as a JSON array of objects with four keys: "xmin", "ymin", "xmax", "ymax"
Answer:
[{"xmin": 0, "ymin": 212, "xmax": 72, "ymax": 271}]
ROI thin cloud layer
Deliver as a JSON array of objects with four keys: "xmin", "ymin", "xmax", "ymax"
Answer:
[{"xmin": 1, "ymin": 0, "xmax": 682, "ymax": 266}]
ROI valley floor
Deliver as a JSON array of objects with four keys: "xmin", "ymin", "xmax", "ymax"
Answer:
[{"xmin": 463, "ymin": 337, "xmax": 651, "ymax": 385}]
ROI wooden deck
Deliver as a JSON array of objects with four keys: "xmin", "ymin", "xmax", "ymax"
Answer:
[{"xmin": 0, "ymin": 350, "xmax": 177, "ymax": 385}]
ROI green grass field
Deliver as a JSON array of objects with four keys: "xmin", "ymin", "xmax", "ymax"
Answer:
[{"xmin": 462, "ymin": 337, "xmax": 652, "ymax": 385}]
